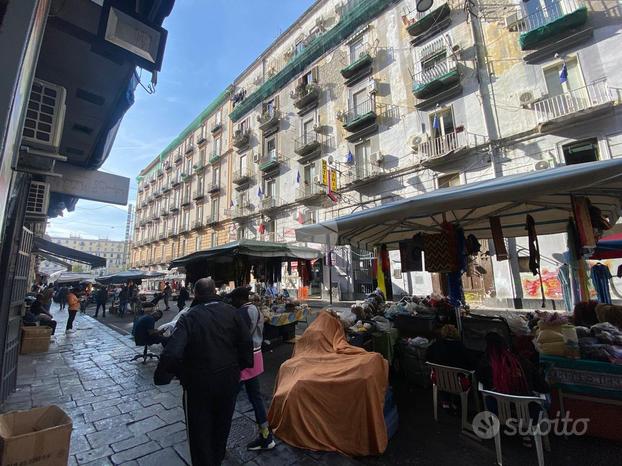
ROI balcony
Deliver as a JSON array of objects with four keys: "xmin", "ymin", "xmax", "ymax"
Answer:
[
  {"xmin": 404, "ymin": 2, "xmax": 450, "ymax": 45},
  {"xmin": 260, "ymin": 196, "xmax": 280, "ymax": 213},
  {"xmin": 169, "ymin": 205, "xmax": 179, "ymax": 213},
  {"xmin": 258, "ymin": 152, "xmax": 281, "ymax": 173},
  {"xmin": 257, "ymin": 109, "xmax": 280, "ymax": 136},
  {"xmin": 342, "ymin": 154, "xmax": 385, "ymax": 187},
  {"xmin": 205, "ymin": 216, "xmax": 219, "ymax": 227},
  {"xmin": 417, "ymin": 130, "xmax": 473, "ymax": 167},
  {"xmin": 164, "ymin": 162, "xmax": 172, "ymax": 172},
  {"xmin": 171, "ymin": 178, "xmax": 182, "ymax": 188},
  {"xmin": 153, "ymin": 189, "xmax": 162, "ymax": 198},
  {"xmin": 157, "ymin": 169, "xmax": 164, "ymax": 178},
  {"xmin": 291, "ymin": 83, "xmax": 320, "ymax": 114},
  {"xmin": 412, "ymin": 57, "xmax": 460, "ymax": 105},
  {"xmin": 197, "ymin": 135, "xmax": 207, "ymax": 146},
  {"xmin": 211, "ymin": 122, "xmax": 223, "ymax": 135},
  {"xmin": 193, "ymin": 161, "xmax": 206, "ymax": 173},
  {"xmin": 340, "ymin": 52, "xmax": 373, "ymax": 86},
  {"xmin": 158, "ymin": 232, "xmax": 166, "ymax": 239},
  {"xmin": 193, "ymin": 219, "xmax": 204, "ymax": 230},
  {"xmin": 181, "ymin": 197, "xmax": 192, "ymax": 207},
  {"xmin": 151, "ymin": 212, "xmax": 160, "ymax": 221},
  {"xmin": 193, "ymin": 190, "xmax": 205, "ymax": 201},
  {"xmin": 232, "ymin": 165, "xmax": 255, "ymax": 187},
  {"xmin": 225, "ymin": 204, "xmax": 253, "ymax": 221},
  {"xmin": 179, "ymin": 223, "xmax": 190, "ymax": 234},
  {"xmin": 233, "ymin": 129, "xmax": 251, "ymax": 149},
  {"xmin": 185, "ymin": 145, "xmax": 195, "ymax": 155},
  {"xmin": 174, "ymin": 154, "xmax": 183, "ymax": 164},
  {"xmin": 294, "ymin": 132, "xmax": 322, "ymax": 163},
  {"xmin": 181, "ymin": 173, "xmax": 192, "ymax": 183},
  {"xmin": 206, "ymin": 182, "xmax": 221, "ymax": 194},
  {"xmin": 515, "ymin": 0, "xmax": 588, "ymax": 51},
  {"xmin": 295, "ymin": 183, "xmax": 328, "ymax": 206},
  {"xmin": 149, "ymin": 177, "xmax": 157, "ymax": 184},
  {"xmin": 162, "ymin": 183, "xmax": 171, "ymax": 193},
  {"xmin": 341, "ymin": 99, "xmax": 377, "ymax": 140},
  {"xmin": 160, "ymin": 208, "xmax": 169, "ymax": 217},
  {"xmin": 169, "ymin": 227, "xmax": 178, "ymax": 236},
  {"xmin": 533, "ymin": 80, "xmax": 614, "ymax": 133},
  {"xmin": 209, "ymin": 152, "xmax": 221, "ymax": 164}
]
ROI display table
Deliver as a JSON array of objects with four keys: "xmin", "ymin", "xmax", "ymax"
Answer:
[
  {"xmin": 540, "ymin": 354, "xmax": 622, "ymax": 441},
  {"xmin": 263, "ymin": 308, "xmax": 310, "ymax": 344}
]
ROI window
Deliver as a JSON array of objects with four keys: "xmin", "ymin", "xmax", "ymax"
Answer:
[
  {"xmin": 302, "ymin": 118, "xmax": 315, "ymax": 143},
  {"xmin": 211, "ymin": 231, "xmax": 218, "ymax": 247},
  {"xmin": 264, "ymin": 178, "xmax": 277, "ymax": 198},
  {"xmin": 199, "ymin": 124, "xmax": 205, "ymax": 140},
  {"xmin": 430, "ymin": 108, "xmax": 455, "ymax": 138},
  {"xmin": 239, "ymin": 118, "xmax": 249, "ymax": 133},
  {"xmin": 239, "ymin": 153, "xmax": 247, "ymax": 173},
  {"xmin": 181, "ymin": 238, "xmax": 186, "ymax": 256},
  {"xmin": 263, "ymin": 99, "xmax": 275, "ymax": 116},
  {"xmin": 214, "ymin": 136, "xmax": 222, "ymax": 155},
  {"xmin": 438, "ymin": 173, "xmax": 461, "ymax": 189},
  {"xmin": 295, "ymin": 40, "xmax": 305, "ymax": 57},
  {"xmin": 351, "ymin": 87, "xmax": 368, "ymax": 115},
  {"xmin": 212, "ymin": 165, "xmax": 220, "ymax": 185},
  {"xmin": 195, "ymin": 236, "xmax": 201, "ymax": 251},
  {"xmin": 544, "ymin": 58, "xmax": 584, "ymax": 98},
  {"xmin": 210, "ymin": 197, "xmax": 219, "ymax": 221},
  {"xmin": 196, "ymin": 204, "xmax": 204, "ymax": 224},
  {"xmin": 349, "ymin": 37, "xmax": 365, "ymax": 63},
  {"xmin": 354, "ymin": 139, "xmax": 372, "ymax": 166},
  {"xmin": 562, "ymin": 138, "xmax": 599, "ymax": 165},
  {"xmin": 185, "ymin": 158, "xmax": 192, "ymax": 175},
  {"xmin": 215, "ymin": 110, "xmax": 222, "ymax": 125},
  {"xmin": 197, "ymin": 174, "xmax": 204, "ymax": 193},
  {"xmin": 303, "ymin": 162, "xmax": 316, "ymax": 185},
  {"xmin": 422, "ymin": 49, "xmax": 447, "ymax": 73},
  {"xmin": 265, "ymin": 136, "xmax": 277, "ymax": 161},
  {"xmin": 199, "ymin": 148, "xmax": 205, "ymax": 165}
]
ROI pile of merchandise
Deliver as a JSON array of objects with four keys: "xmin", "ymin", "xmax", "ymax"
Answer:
[{"xmin": 257, "ymin": 296, "xmax": 310, "ymax": 322}]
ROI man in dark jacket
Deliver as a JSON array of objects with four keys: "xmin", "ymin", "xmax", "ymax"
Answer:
[
  {"xmin": 177, "ymin": 285, "xmax": 189, "ymax": 311},
  {"xmin": 94, "ymin": 286, "xmax": 108, "ymax": 318},
  {"xmin": 154, "ymin": 277, "xmax": 253, "ymax": 466}
]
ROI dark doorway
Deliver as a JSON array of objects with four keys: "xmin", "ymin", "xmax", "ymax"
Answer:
[{"xmin": 563, "ymin": 138, "xmax": 599, "ymax": 165}]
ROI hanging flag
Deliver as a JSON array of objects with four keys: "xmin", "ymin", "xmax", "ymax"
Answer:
[
  {"xmin": 432, "ymin": 113, "xmax": 440, "ymax": 130},
  {"xmin": 258, "ymin": 223, "xmax": 266, "ymax": 234},
  {"xmin": 559, "ymin": 62, "xmax": 568, "ymax": 85},
  {"xmin": 296, "ymin": 170, "xmax": 301, "ymax": 185},
  {"xmin": 375, "ymin": 246, "xmax": 387, "ymax": 296},
  {"xmin": 257, "ymin": 185, "xmax": 263, "ymax": 198},
  {"xmin": 345, "ymin": 150, "xmax": 354, "ymax": 164},
  {"xmin": 297, "ymin": 210, "xmax": 305, "ymax": 224}
]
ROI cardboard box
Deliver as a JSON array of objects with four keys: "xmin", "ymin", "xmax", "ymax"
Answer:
[
  {"xmin": 0, "ymin": 405, "xmax": 72, "ymax": 466},
  {"xmin": 20, "ymin": 327, "xmax": 52, "ymax": 354}
]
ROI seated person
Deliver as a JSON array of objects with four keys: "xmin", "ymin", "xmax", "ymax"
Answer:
[
  {"xmin": 30, "ymin": 294, "xmax": 58, "ymax": 335},
  {"xmin": 132, "ymin": 310, "xmax": 168, "ymax": 346}
]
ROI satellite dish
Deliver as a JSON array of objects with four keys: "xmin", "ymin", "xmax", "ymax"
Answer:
[
  {"xmin": 416, "ymin": 0, "xmax": 434, "ymax": 13},
  {"xmin": 328, "ymin": 155, "xmax": 334, "ymax": 164}
]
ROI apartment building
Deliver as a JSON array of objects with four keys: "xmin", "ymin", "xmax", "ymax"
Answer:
[
  {"xmin": 40, "ymin": 236, "xmax": 126, "ymax": 275},
  {"xmin": 133, "ymin": 0, "xmax": 622, "ymax": 306}
]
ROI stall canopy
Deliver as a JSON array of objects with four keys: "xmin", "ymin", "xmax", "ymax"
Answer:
[
  {"xmin": 591, "ymin": 233, "xmax": 622, "ymax": 260},
  {"xmin": 169, "ymin": 239, "xmax": 323, "ymax": 268},
  {"xmin": 296, "ymin": 159, "xmax": 622, "ymax": 250},
  {"xmin": 95, "ymin": 270, "xmax": 166, "ymax": 285},
  {"xmin": 33, "ymin": 237, "xmax": 106, "ymax": 268},
  {"xmin": 50, "ymin": 272, "xmax": 95, "ymax": 284}
]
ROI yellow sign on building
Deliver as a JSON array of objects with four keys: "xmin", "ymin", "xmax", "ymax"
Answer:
[
  {"xmin": 330, "ymin": 169, "xmax": 338, "ymax": 192},
  {"xmin": 321, "ymin": 159, "xmax": 328, "ymax": 186}
]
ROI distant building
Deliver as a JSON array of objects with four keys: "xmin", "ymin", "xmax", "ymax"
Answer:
[{"xmin": 40, "ymin": 236, "xmax": 127, "ymax": 275}]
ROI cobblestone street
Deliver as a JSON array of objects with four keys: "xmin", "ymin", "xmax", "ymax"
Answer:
[{"xmin": 3, "ymin": 304, "xmax": 622, "ymax": 465}]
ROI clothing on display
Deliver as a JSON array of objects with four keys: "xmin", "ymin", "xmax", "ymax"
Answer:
[
  {"xmin": 591, "ymin": 263, "xmax": 612, "ymax": 305},
  {"xmin": 423, "ymin": 230, "xmax": 457, "ymax": 273},
  {"xmin": 489, "ymin": 216, "xmax": 508, "ymax": 261},
  {"xmin": 399, "ymin": 236, "xmax": 424, "ymax": 272},
  {"xmin": 572, "ymin": 196, "xmax": 596, "ymax": 252}
]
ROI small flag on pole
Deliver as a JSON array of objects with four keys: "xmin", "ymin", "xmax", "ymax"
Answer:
[
  {"xmin": 296, "ymin": 170, "xmax": 301, "ymax": 185},
  {"xmin": 345, "ymin": 150, "xmax": 354, "ymax": 164},
  {"xmin": 257, "ymin": 186, "xmax": 263, "ymax": 198},
  {"xmin": 297, "ymin": 210, "xmax": 304, "ymax": 224},
  {"xmin": 432, "ymin": 113, "xmax": 440, "ymax": 130},
  {"xmin": 258, "ymin": 223, "xmax": 266, "ymax": 234},
  {"xmin": 559, "ymin": 62, "xmax": 568, "ymax": 85}
]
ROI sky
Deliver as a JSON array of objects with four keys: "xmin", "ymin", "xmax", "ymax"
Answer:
[{"xmin": 47, "ymin": 0, "xmax": 316, "ymax": 241}]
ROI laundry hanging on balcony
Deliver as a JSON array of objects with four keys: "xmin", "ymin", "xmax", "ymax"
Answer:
[{"xmin": 345, "ymin": 150, "xmax": 354, "ymax": 164}]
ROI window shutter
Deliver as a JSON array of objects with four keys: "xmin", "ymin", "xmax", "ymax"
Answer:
[{"xmin": 312, "ymin": 66, "xmax": 319, "ymax": 83}]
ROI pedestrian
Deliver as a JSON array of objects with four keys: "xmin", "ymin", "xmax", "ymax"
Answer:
[
  {"xmin": 58, "ymin": 285, "xmax": 68, "ymax": 311},
  {"xmin": 66, "ymin": 287, "xmax": 80, "ymax": 333},
  {"xmin": 177, "ymin": 285, "xmax": 189, "ymax": 311},
  {"xmin": 132, "ymin": 310, "xmax": 168, "ymax": 346},
  {"xmin": 94, "ymin": 286, "xmax": 108, "ymax": 318},
  {"xmin": 30, "ymin": 294, "xmax": 58, "ymax": 335},
  {"xmin": 229, "ymin": 287, "xmax": 276, "ymax": 451},
  {"xmin": 41, "ymin": 285, "xmax": 55, "ymax": 313},
  {"xmin": 163, "ymin": 282, "xmax": 172, "ymax": 311},
  {"xmin": 119, "ymin": 285, "xmax": 129, "ymax": 317},
  {"xmin": 154, "ymin": 277, "xmax": 253, "ymax": 466}
]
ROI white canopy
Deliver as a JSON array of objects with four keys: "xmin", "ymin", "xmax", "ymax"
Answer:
[{"xmin": 296, "ymin": 159, "xmax": 622, "ymax": 250}]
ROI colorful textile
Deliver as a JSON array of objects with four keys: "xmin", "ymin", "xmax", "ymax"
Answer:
[
  {"xmin": 591, "ymin": 263, "xmax": 612, "ymax": 304},
  {"xmin": 268, "ymin": 311, "xmax": 389, "ymax": 456},
  {"xmin": 267, "ymin": 308, "xmax": 308, "ymax": 327},
  {"xmin": 423, "ymin": 232, "xmax": 457, "ymax": 273}
]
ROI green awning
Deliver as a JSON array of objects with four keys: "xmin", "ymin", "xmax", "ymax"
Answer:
[{"xmin": 519, "ymin": 7, "xmax": 588, "ymax": 50}]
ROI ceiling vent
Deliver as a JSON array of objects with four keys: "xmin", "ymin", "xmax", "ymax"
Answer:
[
  {"xmin": 22, "ymin": 78, "xmax": 67, "ymax": 152},
  {"xmin": 25, "ymin": 181, "xmax": 50, "ymax": 219}
]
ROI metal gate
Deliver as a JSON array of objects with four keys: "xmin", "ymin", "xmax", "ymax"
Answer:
[{"xmin": 0, "ymin": 226, "xmax": 33, "ymax": 402}]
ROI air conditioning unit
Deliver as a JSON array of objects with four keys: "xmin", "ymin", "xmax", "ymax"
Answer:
[
  {"xmin": 373, "ymin": 152, "xmax": 384, "ymax": 165},
  {"xmin": 368, "ymin": 78, "xmax": 378, "ymax": 94},
  {"xmin": 410, "ymin": 134, "xmax": 423, "ymax": 151},
  {"xmin": 533, "ymin": 158, "xmax": 556, "ymax": 171},
  {"xmin": 22, "ymin": 79, "xmax": 67, "ymax": 152},
  {"xmin": 518, "ymin": 91, "xmax": 536, "ymax": 107},
  {"xmin": 313, "ymin": 175, "xmax": 321, "ymax": 184},
  {"xmin": 253, "ymin": 152, "xmax": 260, "ymax": 163},
  {"xmin": 25, "ymin": 181, "xmax": 50, "ymax": 218}
]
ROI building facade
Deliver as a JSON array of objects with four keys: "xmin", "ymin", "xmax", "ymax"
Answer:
[
  {"xmin": 132, "ymin": 0, "xmax": 622, "ymax": 306},
  {"xmin": 39, "ymin": 236, "xmax": 127, "ymax": 275}
]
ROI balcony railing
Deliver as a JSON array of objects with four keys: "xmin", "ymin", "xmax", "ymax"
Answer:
[
  {"xmin": 209, "ymin": 152, "xmax": 221, "ymax": 164},
  {"xmin": 258, "ymin": 151, "xmax": 281, "ymax": 172},
  {"xmin": 193, "ymin": 161, "xmax": 206, "ymax": 172},
  {"xmin": 226, "ymin": 204, "xmax": 253, "ymax": 220},
  {"xmin": 342, "ymin": 99, "xmax": 377, "ymax": 132},
  {"xmin": 206, "ymin": 182, "xmax": 221, "ymax": 194},
  {"xmin": 185, "ymin": 144, "xmax": 194, "ymax": 155},
  {"xmin": 193, "ymin": 190, "xmax": 205, "ymax": 201},
  {"xmin": 181, "ymin": 196, "xmax": 192, "ymax": 207},
  {"xmin": 412, "ymin": 57, "xmax": 459, "ymax": 98},
  {"xmin": 205, "ymin": 215, "xmax": 219, "ymax": 226},
  {"xmin": 260, "ymin": 196, "xmax": 280, "ymax": 212},
  {"xmin": 160, "ymin": 208, "xmax": 169, "ymax": 217},
  {"xmin": 534, "ymin": 80, "xmax": 613, "ymax": 125},
  {"xmin": 158, "ymin": 232, "xmax": 166, "ymax": 239},
  {"xmin": 514, "ymin": 0, "xmax": 584, "ymax": 34},
  {"xmin": 404, "ymin": 2, "xmax": 450, "ymax": 37},
  {"xmin": 291, "ymin": 83, "xmax": 320, "ymax": 109},
  {"xmin": 211, "ymin": 122, "xmax": 223, "ymax": 134},
  {"xmin": 169, "ymin": 227, "xmax": 178, "ymax": 236},
  {"xmin": 232, "ymin": 165, "xmax": 255, "ymax": 185},
  {"xmin": 295, "ymin": 132, "xmax": 321, "ymax": 157},
  {"xmin": 193, "ymin": 219, "xmax": 203, "ymax": 229},
  {"xmin": 295, "ymin": 183, "xmax": 327, "ymax": 202},
  {"xmin": 418, "ymin": 130, "xmax": 471, "ymax": 162},
  {"xmin": 179, "ymin": 223, "xmax": 190, "ymax": 234},
  {"xmin": 233, "ymin": 129, "xmax": 251, "ymax": 149},
  {"xmin": 257, "ymin": 109, "xmax": 280, "ymax": 133}
]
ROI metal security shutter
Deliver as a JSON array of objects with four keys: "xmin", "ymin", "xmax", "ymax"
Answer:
[{"xmin": 0, "ymin": 226, "xmax": 33, "ymax": 402}]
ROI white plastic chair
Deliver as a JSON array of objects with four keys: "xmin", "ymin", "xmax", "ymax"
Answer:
[
  {"xmin": 478, "ymin": 383, "xmax": 551, "ymax": 466},
  {"xmin": 426, "ymin": 362, "xmax": 475, "ymax": 433}
]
